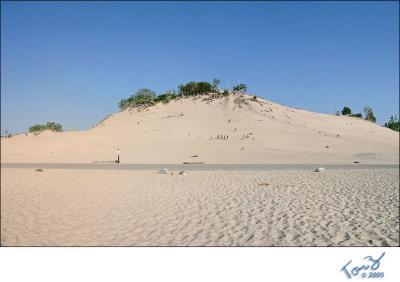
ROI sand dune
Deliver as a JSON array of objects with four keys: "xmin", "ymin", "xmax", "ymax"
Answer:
[
  {"xmin": 1, "ymin": 168, "xmax": 398, "ymax": 246},
  {"xmin": 2, "ymin": 94, "xmax": 398, "ymax": 246},
  {"xmin": 1, "ymin": 94, "xmax": 398, "ymax": 164}
]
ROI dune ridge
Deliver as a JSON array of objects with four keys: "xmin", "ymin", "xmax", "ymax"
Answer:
[{"xmin": 2, "ymin": 94, "xmax": 398, "ymax": 164}]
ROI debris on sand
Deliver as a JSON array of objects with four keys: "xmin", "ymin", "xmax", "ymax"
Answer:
[
  {"xmin": 178, "ymin": 171, "xmax": 187, "ymax": 175},
  {"xmin": 325, "ymin": 146, "xmax": 330, "ymax": 148},
  {"xmin": 161, "ymin": 113, "xmax": 184, "ymax": 119},
  {"xmin": 158, "ymin": 168, "xmax": 169, "ymax": 174},
  {"xmin": 240, "ymin": 133, "xmax": 253, "ymax": 140},
  {"xmin": 353, "ymin": 161, "xmax": 360, "ymax": 164},
  {"xmin": 190, "ymin": 155, "xmax": 199, "ymax": 158},
  {"xmin": 182, "ymin": 162, "xmax": 204, "ymax": 165},
  {"xmin": 258, "ymin": 183, "xmax": 269, "ymax": 187},
  {"xmin": 314, "ymin": 167, "xmax": 327, "ymax": 172},
  {"xmin": 34, "ymin": 168, "xmax": 43, "ymax": 172}
]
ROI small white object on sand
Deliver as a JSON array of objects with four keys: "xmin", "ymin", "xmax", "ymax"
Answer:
[
  {"xmin": 178, "ymin": 171, "xmax": 186, "ymax": 175},
  {"xmin": 315, "ymin": 167, "xmax": 327, "ymax": 172},
  {"xmin": 158, "ymin": 168, "xmax": 169, "ymax": 174}
]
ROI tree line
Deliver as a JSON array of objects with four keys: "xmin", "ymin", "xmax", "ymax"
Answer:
[
  {"xmin": 338, "ymin": 106, "xmax": 399, "ymax": 131},
  {"xmin": 338, "ymin": 106, "xmax": 376, "ymax": 123}
]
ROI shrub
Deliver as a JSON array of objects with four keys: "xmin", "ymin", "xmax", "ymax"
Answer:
[
  {"xmin": 154, "ymin": 91, "xmax": 177, "ymax": 104},
  {"xmin": 212, "ymin": 78, "xmax": 221, "ymax": 92},
  {"xmin": 46, "ymin": 122, "xmax": 62, "ymax": 132},
  {"xmin": 29, "ymin": 124, "xmax": 47, "ymax": 132},
  {"xmin": 350, "ymin": 113, "xmax": 362, "ymax": 118},
  {"xmin": 233, "ymin": 84, "xmax": 247, "ymax": 92},
  {"xmin": 178, "ymin": 81, "xmax": 213, "ymax": 96},
  {"xmin": 341, "ymin": 106, "xmax": 351, "ymax": 116},
  {"xmin": 384, "ymin": 115, "xmax": 400, "ymax": 131},
  {"xmin": 119, "ymin": 98, "xmax": 128, "ymax": 110},
  {"xmin": 132, "ymin": 88, "xmax": 156, "ymax": 105},
  {"xmin": 29, "ymin": 122, "xmax": 63, "ymax": 133},
  {"xmin": 222, "ymin": 89, "xmax": 230, "ymax": 96},
  {"xmin": 363, "ymin": 106, "xmax": 376, "ymax": 123},
  {"xmin": 119, "ymin": 88, "xmax": 157, "ymax": 110}
]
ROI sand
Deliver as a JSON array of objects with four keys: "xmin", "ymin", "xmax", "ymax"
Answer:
[
  {"xmin": 1, "ymin": 94, "xmax": 399, "ymax": 164},
  {"xmin": 1, "ymin": 94, "xmax": 398, "ymax": 246},
  {"xmin": 1, "ymin": 168, "xmax": 398, "ymax": 246}
]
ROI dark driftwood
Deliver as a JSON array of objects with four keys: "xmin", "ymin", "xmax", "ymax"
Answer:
[{"xmin": 182, "ymin": 162, "xmax": 204, "ymax": 165}]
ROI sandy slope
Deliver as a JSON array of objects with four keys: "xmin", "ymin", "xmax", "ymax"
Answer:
[
  {"xmin": 1, "ymin": 168, "xmax": 398, "ymax": 246},
  {"xmin": 1, "ymin": 94, "xmax": 398, "ymax": 164}
]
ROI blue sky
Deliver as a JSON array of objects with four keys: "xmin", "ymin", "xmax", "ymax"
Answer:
[{"xmin": 1, "ymin": 1, "xmax": 398, "ymax": 133}]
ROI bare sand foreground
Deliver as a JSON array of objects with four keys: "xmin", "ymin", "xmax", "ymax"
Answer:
[{"xmin": 1, "ymin": 168, "xmax": 398, "ymax": 246}]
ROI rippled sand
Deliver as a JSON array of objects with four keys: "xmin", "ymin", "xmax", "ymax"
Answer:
[{"xmin": 1, "ymin": 168, "xmax": 398, "ymax": 246}]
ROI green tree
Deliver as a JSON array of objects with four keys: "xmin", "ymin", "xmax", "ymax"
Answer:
[
  {"xmin": 233, "ymin": 84, "xmax": 247, "ymax": 92},
  {"xmin": 341, "ymin": 106, "xmax": 351, "ymax": 116},
  {"xmin": 384, "ymin": 115, "xmax": 400, "ymax": 131},
  {"xmin": 363, "ymin": 106, "xmax": 376, "ymax": 123},
  {"xmin": 212, "ymin": 78, "xmax": 221, "ymax": 92}
]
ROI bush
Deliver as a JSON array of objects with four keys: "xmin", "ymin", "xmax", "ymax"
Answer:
[
  {"xmin": 341, "ymin": 106, "xmax": 351, "ymax": 116},
  {"xmin": 212, "ymin": 78, "xmax": 220, "ymax": 92},
  {"xmin": 350, "ymin": 113, "xmax": 362, "ymax": 118},
  {"xmin": 384, "ymin": 115, "xmax": 400, "ymax": 131},
  {"xmin": 119, "ymin": 98, "xmax": 128, "ymax": 109},
  {"xmin": 46, "ymin": 122, "xmax": 63, "ymax": 132},
  {"xmin": 178, "ymin": 81, "xmax": 213, "ymax": 96},
  {"xmin": 154, "ymin": 90, "xmax": 178, "ymax": 104},
  {"xmin": 363, "ymin": 106, "xmax": 376, "ymax": 123},
  {"xmin": 119, "ymin": 88, "xmax": 157, "ymax": 110},
  {"xmin": 29, "ymin": 122, "xmax": 63, "ymax": 133},
  {"xmin": 233, "ymin": 84, "xmax": 247, "ymax": 92},
  {"xmin": 222, "ymin": 89, "xmax": 230, "ymax": 96},
  {"xmin": 29, "ymin": 124, "xmax": 47, "ymax": 132}
]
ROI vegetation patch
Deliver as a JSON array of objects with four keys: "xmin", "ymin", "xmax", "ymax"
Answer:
[
  {"xmin": 118, "ymin": 79, "xmax": 248, "ymax": 110},
  {"xmin": 29, "ymin": 122, "xmax": 63, "ymax": 134},
  {"xmin": 384, "ymin": 115, "xmax": 399, "ymax": 131}
]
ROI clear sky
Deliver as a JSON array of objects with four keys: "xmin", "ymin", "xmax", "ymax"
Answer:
[{"xmin": 1, "ymin": 1, "xmax": 399, "ymax": 133}]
